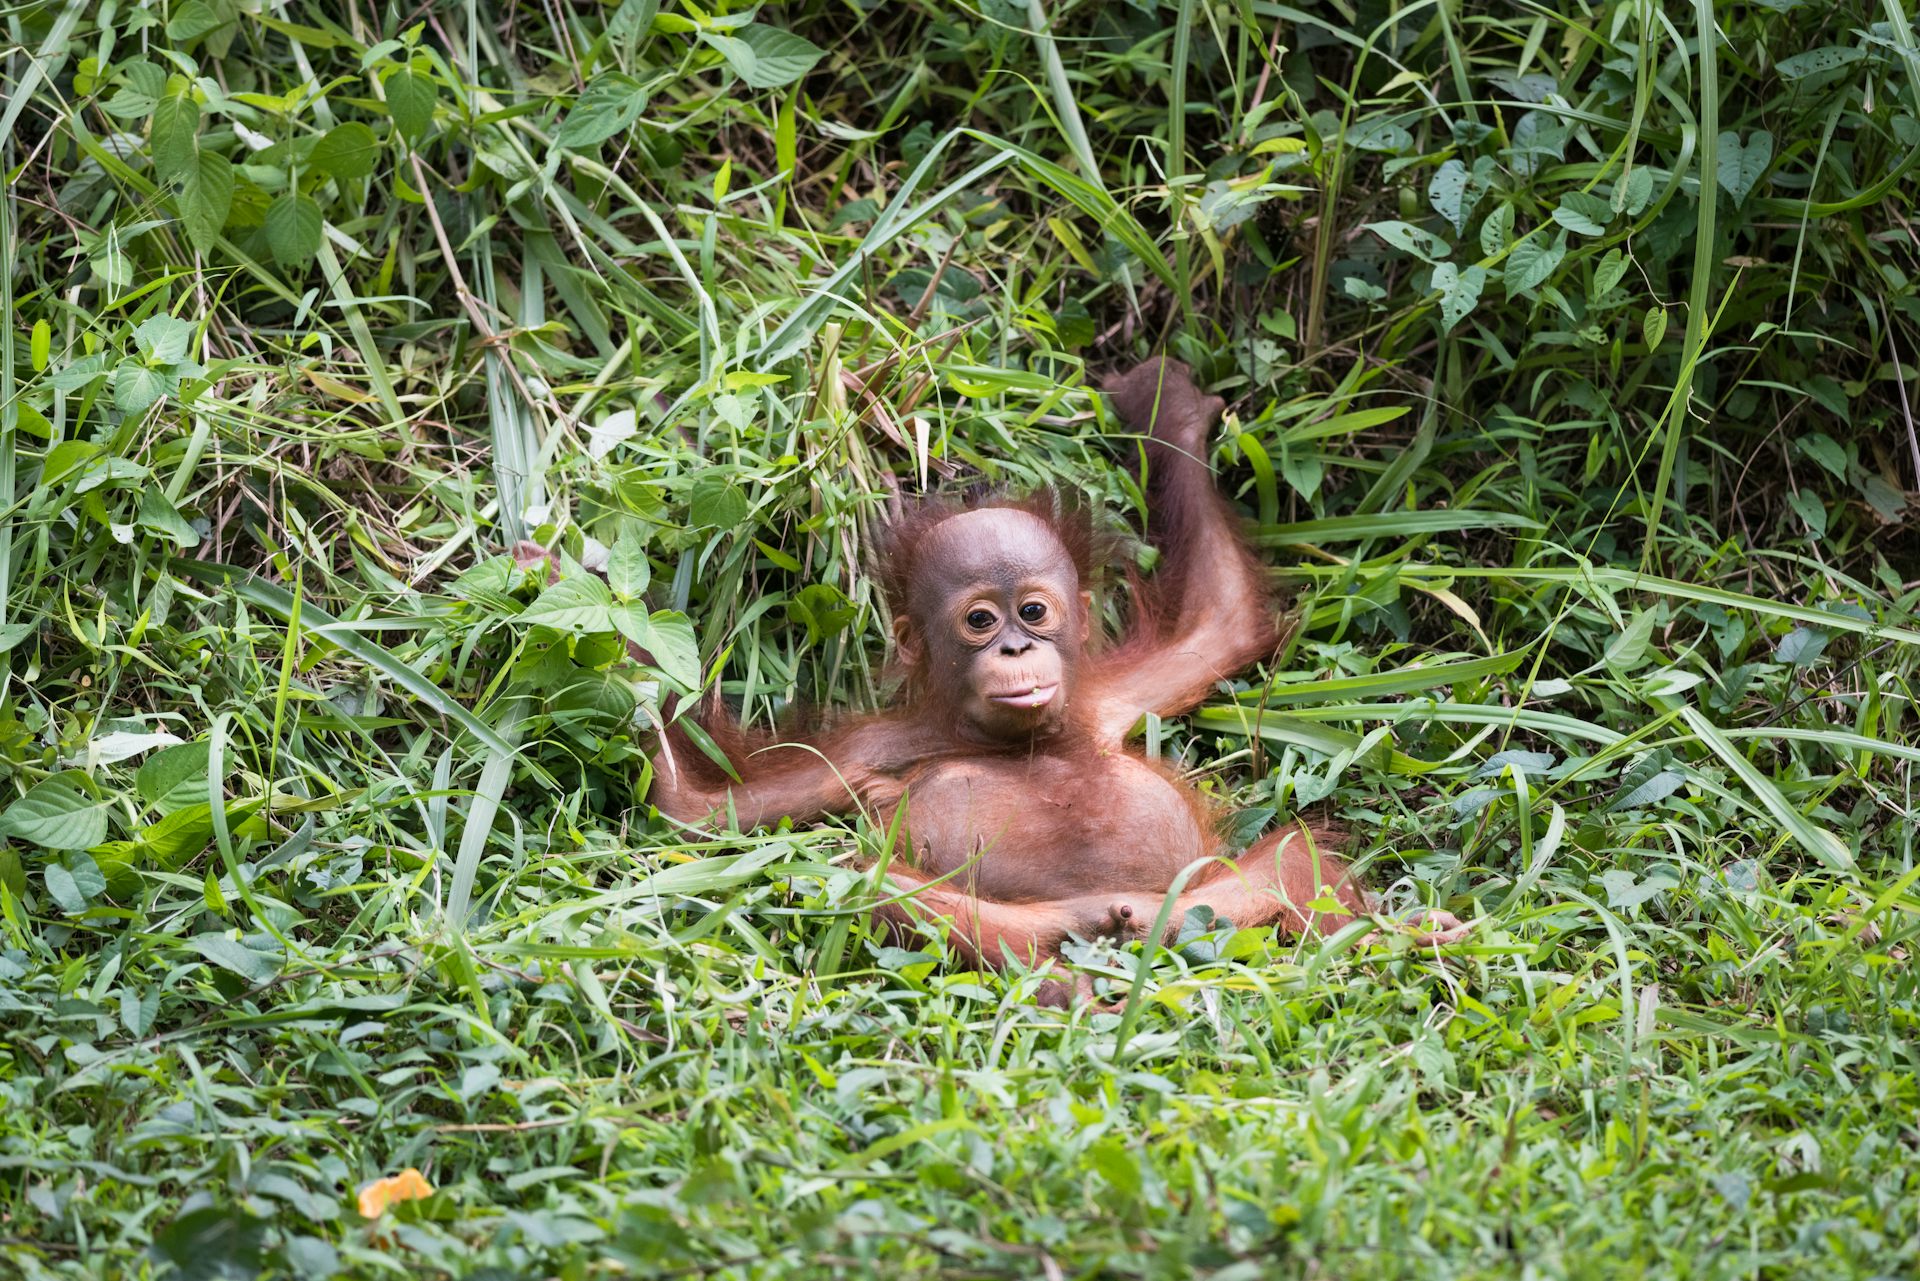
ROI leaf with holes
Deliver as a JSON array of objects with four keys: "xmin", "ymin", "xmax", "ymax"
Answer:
[
  {"xmin": 1777, "ymin": 46, "xmax": 1865, "ymax": 79},
  {"xmin": 1432, "ymin": 262, "xmax": 1486, "ymax": 332},
  {"xmin": 1479, "ymin": 202, "xmax": 1514, "ymax": 258},
  {"xmin": 1361, "ymin": 220, "xmax": 1451, "ymax": 263},
  {"xmin": 1428, "ymin": 158, "xmax": 1489, "ymax": 235},
  {"xmin": 1346, "ymin": 119, "xmax": 1413, "ymax": 153}
]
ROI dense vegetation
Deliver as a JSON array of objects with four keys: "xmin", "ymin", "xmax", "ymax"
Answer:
[{"xmin": 3, "ymin": 0, "xmax": 1919, "ymax": 1276}]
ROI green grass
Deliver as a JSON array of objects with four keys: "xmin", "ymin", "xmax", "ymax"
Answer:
[{"xmin": 3, "ymin": 0, "xmax": 1920, "ymax": 1277}]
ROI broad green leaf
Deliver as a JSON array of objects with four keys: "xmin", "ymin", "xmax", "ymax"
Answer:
[
  {"xmin": 1346, "ymin": 119, "xmax": 1412, "ymax": 152},
  {"xmin": 688, "ymin": 472, "xmax": 749, "ymax": 529},
  {"xmin": 1593, "ymin": 248, "xmax": 1630, "ymax": 297},
  {"xmin": 519, "ymin": 574, "xmax": 616, "ymax": 633},
  {"xmin": 703, "ymin": 23, "xmax": 826, "ymax": 89},
  {"xmin": 1796, "ymin": 433, "xmax": 1847, "ymax": 480},
  {"xmin": 189, "ymin": 931, "xmax": 284, "ymax": 983},
  {"xmin": 607, "ymin": 534, "xmax": 650, "ymax": 599},
  {"xmin": 1716, "ymin": 130, "xmax": 1773, "ymax": 205},
  {"xmin": 1614, "ymin": 165, "xmax": 1654, "ymax": 215},
  {"xmin": 265, "ymin": 193, "xmax": 323, "ymax": 267},
  {"xmin": 134, "ymin": 315, "xmax": 194, "ymax": 363},
  {"xmin": 1643, "ymin": 305, "xmax": 1669, "ymax": 349},
  {"xmin": 1776, "ymin": 626, "xmax": 1829, "ymax": 665},
  {"xmin": 138, "ymin": 804, "xmax": 220, "ymax": 866},
  {"xmin": 44, "ymin": 857, "xmax": 105, "ymax": 913},
  {"xmin": 309, "ymin": 121, "xmax": 380, "ymax": 179},
  {"xmin": 105, "ymin": 60, "xmax": 165, "ymax": 119},
  {"xmin": 557, "ymin": 77, "xmax": 649, "ymax": 148},
  {"xmin": 150, "ymin": 93, "xmax": 200, "ymax": 183},
  {"xmin": 0, "ymin": 773, "xmax": 110, "ymax": 850},
  {"xmin": 139, "ymin": 489, "xmax": 202, "ymax": 548},
  {"xmin": 1551, "ymin": 191, "xmax": 1613, "ymax": 236},
  {"xmin": 114, "ymin": 363, "xmax": 169, "ymax": 414},
  {"xmin": 138, "ymin": 740, "xmax": 213, "ymax": 813},
  {"xmin": 385, "ymin": 67, "xmax": 436, "ymax": 140},
  {"xmin": 1505, "ymin": 232, "xmax": 1566, "ymax": 296},
  {"xmin": 166, "ymin": 0, "xmax": 224, "ymax": 40},
  {"xmin": 609, "ymin": 0, "xmax": 661, "ymax": 50},
  {"xmin": 613, "ymin": 605, "xmax": 701, "ymax": 687},
  {"xmin": 179, "ymin": 148, "xmax": 234, "ymax": 254},
  {"xmin": 1603, "ymin": 610, "xmax": 1657, "ymax": 674},
  {"xmin": 1609, "ymin": 755, "xmax": 1688, "ymax": 811},
  {"xmin": 1601, "ymin": 867, "xmax": 1678, "ymax": 909},
  {"xmin": 1787, "ymin": 489, "xmax": 1827, "ymax": 539}
]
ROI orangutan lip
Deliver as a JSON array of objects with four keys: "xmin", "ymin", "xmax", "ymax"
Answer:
[{"xmin": 989, "ymin": 684, "xmax": 1058, "ymax": 709}]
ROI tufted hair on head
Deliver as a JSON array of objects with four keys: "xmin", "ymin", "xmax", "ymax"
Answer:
[{"xmin": 874, "ymin": 487, "xmax": 1108, "ymax": 621}]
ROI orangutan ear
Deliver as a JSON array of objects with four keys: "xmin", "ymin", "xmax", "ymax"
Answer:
[
  {"xmin": 892, "ymin": 614, "xmax": 923, "ymax": 666},
  {"xmin": 1079, "ymin": 590, "xmax": 1093, "ymax": 644}
]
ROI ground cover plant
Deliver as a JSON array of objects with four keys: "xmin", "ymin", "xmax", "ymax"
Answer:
[{"xmin": 2, "ymin": 0, "xmax": 1919, "ymax": 1276}]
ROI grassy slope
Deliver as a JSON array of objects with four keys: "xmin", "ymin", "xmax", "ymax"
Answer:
[{"xmin": 3, "ymin": 1, "xmax": 1919, "ymax": 1277}]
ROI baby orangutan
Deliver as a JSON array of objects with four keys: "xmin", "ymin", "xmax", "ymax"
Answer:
[{"xmin": 542, "ymin": 359, "xmax": 1466, "ymax": 1000}]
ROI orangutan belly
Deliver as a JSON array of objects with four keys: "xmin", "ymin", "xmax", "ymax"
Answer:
[{"xmin": 891, "ymin": 750, "xmax": 1211, "ymax": 902}]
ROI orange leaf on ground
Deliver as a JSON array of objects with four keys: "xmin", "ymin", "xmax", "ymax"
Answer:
[{"xmin": 357, "ymin": 1167, "xmax": 434, "ymax": 1219}]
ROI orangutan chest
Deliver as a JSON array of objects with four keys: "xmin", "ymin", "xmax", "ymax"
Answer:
[{"xmin": 889, "ymin": 752, "xmax": 1210, "ymax": 902}]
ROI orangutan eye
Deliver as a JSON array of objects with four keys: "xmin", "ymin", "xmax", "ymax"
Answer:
[
  {"xmin": 1018, "ymin": 601, "xmax": 1047, "ymax": 623},
  {"xmin": 966, "ymin": 609, "xmax": 996, "ymax": 631}
]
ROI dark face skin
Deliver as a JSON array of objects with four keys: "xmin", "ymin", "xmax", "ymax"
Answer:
[{"xmin": 902, "ymin": 509, "xmax": 1089, "ymax": 742}]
